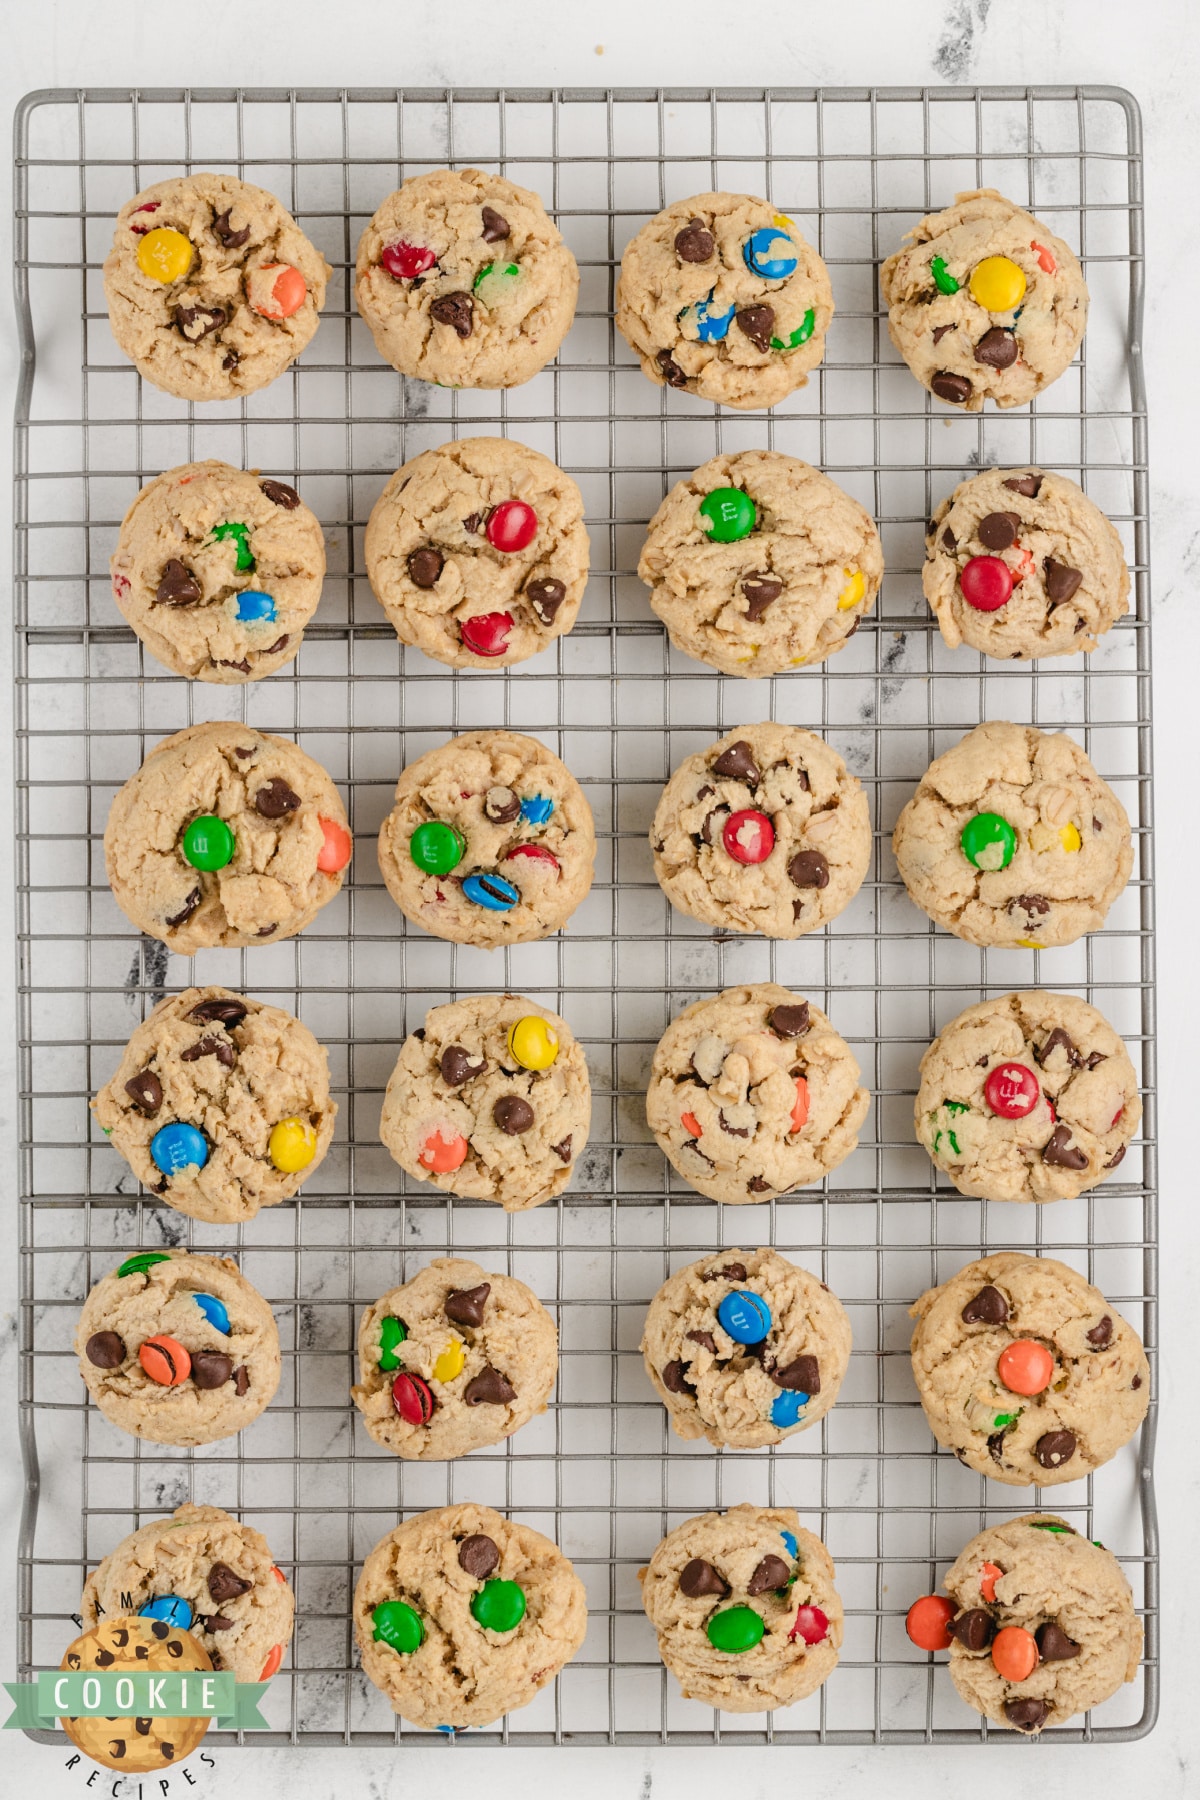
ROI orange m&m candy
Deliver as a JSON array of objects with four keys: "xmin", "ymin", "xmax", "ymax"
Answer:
[
  {"xmin": 790, "ymin": 1076, "xmax": 810, "ymax": 1132},
  {"xmin": 991, "ymin": 1625, "xmax": 1038, "ymax": 1681},
  {"xmin": 979, "ymin": 1561, "xmax": 1003, "ymax": 1602},
  {"xmin": 139, "ymin": 1334, "xmax": 191, "ymax": 1387},
  {"xmin": 997, "ymin": 1338, "xmax": 1055, "ymax": 1396},
  {"xmin": 905, "ymin": 1594, "xmax": 955, "ymax": 1651},
  {"xmin": 316, "ymin": 816, "xmax": 352, "ymax": 874},
  {"xmin": 248, "ymin": 263, "xmax": 308, "ymax": 320},
  {"xmin": 259, "ymin": 1643, "xmax": 284, "ymax": 1680},
  {"xmin": 681, "ymin": 1111, "xmax": 702, "ymax": 1138},
  {"xmin": 418, "ymin": 1127, "xmax": 468, "ymax": 1173}
]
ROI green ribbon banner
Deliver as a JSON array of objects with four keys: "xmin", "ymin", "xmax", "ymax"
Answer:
[{"xmin": 4, "ymin": 1670, "xmax": 269, "ymax": 1730}]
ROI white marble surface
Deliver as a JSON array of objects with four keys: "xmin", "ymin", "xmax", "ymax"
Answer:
[{"xmin": 1, "ymin": 1, "xmax": 1198, "ymax": 1795}]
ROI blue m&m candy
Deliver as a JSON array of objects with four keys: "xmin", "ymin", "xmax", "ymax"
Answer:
[
  {"xmin": 770, "ymin": 1389, "xmax": 809, "ymax": 1428},
  {"xmin": 234, "ymin": 589, "xmax": 277, "ymax": 623},
  {"xmin": 683, "ymin": 292, "xmax": 735, "ymax": 343},
  {"xmin": 192, "ymin": 1292, "xmax": 231, "ymax": 1334},
  {"xmin": 462, "ymin": 872, "xmax": 519, "ymax": 912},
  {"xmin": 140, "ymin": 1594, "xmax": 194, "ymax": 1629},
  {"xmin": 150, "ymin": 1122, "xmax": 208, "ymax": 1177},
  {"xmin": 780, "ymin": 1530, "xmax": 798, "ymax": 1559},
  {"xmin": 520, "ymin": 795, "xmax": 554, "ymax": 825},
  {"xmin": 743, "ymin": 227, "xmax": 798, "ymax": 281},
  {"xmin": 716, "ymin": 1289, "xmax": 772, "ymax": 1345}
]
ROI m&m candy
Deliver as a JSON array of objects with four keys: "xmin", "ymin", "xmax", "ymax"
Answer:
[
  {"xmin": 780, "ymin": 1531, "xmax": 798, "ymax": 1559},
  {"xmin": 706, "ymin": 1606, "xmax": 764, "ymax": 1654},
  {"xmin": 259, "ymin": 1644, "xmax": 284, "ymax": 1680},
  {"xmin": 1059, "ymin": 823, "xmax": 1082, "ymax": 853},
  {"xmin": 507, "ymin": 1015, "xmax": 559, "ymax": 1070},
  {"xmin": 460, "ymin": 611, "xmax": 514, "ymax": 656},
  {"xmin": 717, "ymin": 1290, "xmax": 772, "ymax": 1345},
  {"xmin": 969, "ymin": 256, "xmax": 1027, "ymax": 313},
  {"xmin": 269, "ymin": 1116, "xmax": 317, "ymax": 1173},
  {"xmin": 191, "ymin": 1292, "xmax": 231, "ymax": 1334},
  {"xmin": 838, "ymin": 568, "xmax": 866, "ymax": 610},
  {"xmin": 248, "ymin": 264, "xmax": 308, "ymax": 320},
  {"xmin": 139, "ymin": 1334, "xmax": 192, "ymax": 1387},
  {"xmin": 930, "ymin": 255, "xmax": 960, "ymax": 295},
  {"xmin": 378, "ymin": 1315, "xmax": 407, "ymax": 1371},
  {"xmin": 519, "ymin": 795, "xmax": 554, "ymax": 825},
  {"xmin": 686, "ymin": 292, "xmax": 735, "ymax": 342},
  {"xmin": 316, "ymin": 817, "xmax": 352, "ymax": 874},
  {"xmin": 790, "ymin": 1076, "xmax": 810, "ymax": 1132},
  {"xmin": 140, "ymin": 1594, "xmax": 194, "ymax": 1629},
  {"xmin": 905, "ymin": 1594, "xmax": 955, "ymax": 1651},
  {"xmin": 212, "ymin": 520, "xmax": 255, "ymax": 571},
  {"xmin": 462, "ymin": 872, "xmax": 519, "ymax": 911},
  {"xmin": 392, "ymin": 1371, "xmax": 436, "ymax": 1425},
  {"xmin": 680, "ymin": 1110, "xmax": 702, "ymax": 1138},
  {"xmin": 151, "ymin": 1121, "xmax": 209, "ymax": 1176},
  {"xmin": 433, "ymin": 1337, "xmax": 465, "ymax": 1382},
  {"xmin": 473, "ymin": 261, "xmax": 520, "ymax": 303},
  {"xmin": 381, "ymin": 241, "xmax": 437, "ymax": 281},
  {"xmin": 960, "ymin": 812, "xmax": 1016, "ymax": 872},
  {"xmin": 789, "ymin": 1604, "xmax": 830, "ymax": 1646},
  {"xmin": 722, "ymin": 809, "xmax": 775, "ymax": 865},
  {"xmin": 505, "ymin": 843, "xmax": 560, "ymax": 876},
  {"xmin": 770, "ymin": 1389, "xmax": 808, "ymax": 1428},
  {"xmin": 960, "ymin": 554, "xmax": 1014, "ymax": 612},
  {"xmin": 118, "ymin": 1251, "xmax": 172, "ymax": 1279},
  {"xmin": 991, "ymin": 1625, "xmax": 1038, "ymax": 1682},
  {"xmin": 182, "ymin": 815, "xmax": 235, "ymax": 872},
  {"xmin": 372, "ymin": 1599, "xmax": 424, "ymax": 1653},
  {"xmin": 1031, "ymin": 241, "xmax": 1058, "ymax": 275},
  {"xmin": 699, "ymin": 488, "xmax": 756, "ymax": 543},
  {"xmin": 997, "ymin": 1339, "xmax": 1055, "ymax": 1396},
  {"xmin": 136, "ymin": 228, "xmax": 194, "ymax": 284},
  {"xmin": 978, "ymin": 1561, "xmax": 1003, "ymax": 1602},
  {"xmin": 471, "ymin": 1579, "xmax": 526, "ymax": 1633},
  {"xmin": 743, "ymin": 227, "xmax": 798, "ymax": 281},
  {"xmin": 418, "ymin": 1128, "xmax": 469, "ymax": 1173},
  {"xmin": 485, "ymin": 501, "xmax": 537, "ymax": 554},
  {"xmin": 234, "ymin": 590, "xmax": 276, "ymax": 623},
  {"xmin": 410, "ymin": 821, "xmax": 466, "ymax": 875},
  {"xmin": 770, "ymin": 308, "xmax": 815, "ymax": 352},
  {"xmin": 984, "ymin": 1063, "xmax": 1040, "ymax": 1119}
]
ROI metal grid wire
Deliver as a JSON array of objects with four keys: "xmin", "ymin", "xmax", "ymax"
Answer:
[{"xmin": 13, "ymin": 85, "xmax": 1155, "ymax": 1746}]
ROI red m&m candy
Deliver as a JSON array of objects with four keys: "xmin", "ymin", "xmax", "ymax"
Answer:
[
  {"xmin": 997, "ymin": 1338, "xmax": 1055, "ymax": 1396},
  {"xmin": 485, "ymin": 500, "xmax": 537, "ymax": 553},
  {"xmin": 722, "ymin": 809, "xmax": 775, "ymax": 865},
  {"xmin": 460, "ymin": 611, "xmax": 513, "ymax": 657},
  {"xmin": 905, "ymin": 1594, "xmax": 955, "ymax": 1651},
  {"xmin": 381, "ymin": 241, "xmax": 437, "ymax": 281},
  {"xmin": 392, "ymin": 1371, "xmax": 436, "ymax": 1425},
  {"xmin": 789, "ymin": 1604, "xmax": 830, "ymax": 1646},
  {"xmin": 984, "ymin": 1062, "xmax": 1040, "ymax": 1119},
  {"xmin": 505, "ymin": 843, "xmax": 561, "ymax": 876},
  {"xmin": 959, "ymin": 555, "xmax": 1014, "ymax": 612},
  {"xmin": 790, "ymin": 1076, "xmax": 810, "ymax": 1132}
]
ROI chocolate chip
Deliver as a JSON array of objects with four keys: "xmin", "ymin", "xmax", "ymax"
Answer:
[
  {"xmin": 661, "ymin": 1359, "xmax": 694, "ymax": 1394},
  {"xmin": 988, "ymin": 1430, "xmax": 1008, "ymax": 1464},
  {"xmin": 952, "ymin": 1607, "xmax": 994, "ymax": 1650},
  {"xmin": 679, "ymin": 1558, "xmax": 728, "ymax": 1599},
  {"xmin": 445, "ymin": 1283, "xmax": 491, "ymax": 1328},
  {"xmin": 430, "ymin": 291, "xmax": 473, "ymax": 337},
  {"xmin": 1004, "ymin": 1697, "xmax": 1048, "ymax": 1732},
  {"xmin": 165, "ymin": 888, "xmax": 202, "ymax": 929},
  {"xmin": 941, "ymin": 526, "xmax": 957, "ymax": 552},
  {"xmin": 977, "ymin": 511, "xmax": 1021, "ymax": 551},
  {"xmin": 222, "ymin": 351, "xmax": 238, "ymax": 371},
  {"xmin": 686, "ymin": 1330, "xmax": 718, "ymax": 1354},
  {"xmin": 458, "ymin": 1533, "xmax": 500, "ymax": 1577},
  {"xmin": 253, "ymin": 777, "xmax": 302, "ymax": 819},
  {"xmin": 188, "ymin": 998, "xmax": 247, "ymax": 1026},
  {"xmin": 1004, "ymin": 474, "xmax": 1043, "ymax": 498},
  {"xmin": 211, "ymin": 208, "xmax": 250, "ymax": 249},
  {"xmin": 171, "ymin": 305, "xmax": 227, "ymax": 344},
  {"xmin": 481, "ymin": 786, "xmax": 522, "ymax": 826},
  {"xmin": 656, "ymin": 347, "xmax": 687, "ymax": 387},
  {"xmin": 191, "ymin": 1352, "xmax": 234, "ymax": 1389},
  {"xmin": 713, "ymin": 1262, "xmax": 747, "ymax": 1281},
  {"xmin": 440, "ymin": 1045, "xmax": 486, "ymax": 1087},
  {"xmin": 1035, "ymin": 1026, "xmax": 1080, "ymax": 1069},
  {"xmin": 931, "ymin": 370, "xmax": 972, "ymax": 403},
  {"xmin": 1036, "ymin": 1622, "xmax": 1080, "ymax": 1662},
  {"xmin": 1044, "ymin": 558, "xmax": 1083, "ymax": 602},
  {"xmin": 718, "ymin": 1110, "xmax": 749, "ymax": 1137},
  {"xmin": 769, "ymin": 1003, "xmax": 810, "ymax": 1039},
  {"xmin": 1043, "ymin": 1125, "xmax": 1089, "ymax": 1170},
  {"xmin": 155, "ymin": 559, "xmax": 201, "ymax": 608},
  {"xmin": 85, "ymin": 1331, "xmax": 125, "ymax": 1368},
  {"xmin": 735, "ymin": 304, "xmax": 774, "ymax": 353},
  {"xmin": 1011, "ymin": 893, "xmax": 1051, "ymax": 916},
  {"xmin": 148, "ymin": 1622, "xmax": 169, "ymax": 1641},
  {"xmin": 216, "ymin": 658, "xmax": 251, "ymax": 672},
  {"xmin": 741, "ymin": 573, "xmax": 783, "ymax": 619},
  {"xmin": 674, "ymin": 218, "xmax": 715, "ymax": 262},
  {"xmin": 961, "ymin": 1285, "xmax": 1009, "ymax": 1325},
  {"xmin": 526, "ymin": 577, "xmax": 566, "ymax": 625},
  {"xmin": 550, "ymin": 1135, "xmax": 573, "ymax": 1162},
  {"xmin": 202, "ymin": 1614, "xmax": 236, "ymax": 1632},
  {"xmin": 773, "ymin": 1355, "xmax": 820, "ymax": 1394},
  {"xmin": 700, "ymin": 807, "xmax": 727, "ymax": 846},
  {"xmin": 1087, "ymin": 1315, "xmax": 1113, "ymax": 1348},
  {"xmin": 124, "ymin": 1070, "xmax": 163, "ymax": 1116},
  {"xmin": 181, "ymin": 1034, "xmax": 235, "ymax": 1068},
  {"xmin": 974, "ymin": 328, "xmax": 1018, "ymax": 369},
  {"xmin": 207, "ymin": 1563, "xmax": 250, "ymax": 1603},
  {"xmin": 747, "ymin": 1554, "xmax": 791, "ymax": 1595},
  {"xmin": 234, "ymin": 747, "xmax": 254, "ymax": 759},
  {"xmin": 712, "ymin": 740, "xmax": 760, "ymax": 783},
  {"xmin": 932, "ymin": 322, "xmax": 954, "ymax": 344},
  {"xmin": 788, "ymin": 850, "xmax": 830, "ymax": 890},
  {"xmin": 233, "ymin": 1365, "xmax": 250, "ymax": 1396},
  {"xmin": 259, "ymin": 479, "xmax": 301, "ymax": 510},
  {"xmin": 747, "ymin": 1176, "xmax": 770, "ymax": 1193},
  {"xmin": 463, "ymin": 1366, "xmax": 516, "ymax": 1406},
  {"xmin": 134, "ymin": 1716, "xmax": 152, "ymax": 1732},
  {"xmin": 94, "ymin": 1645, "xmax": 117, "ymax": 1663},
  {"xmin": 480, "ymin": 206, "xmax": 509, "ymax": 242},
  {"xmin": 1036, "ymin": 1429, "xmax": 1077, "ymax": 1469},
  {"xmin": 407, "ymin": 547, "xmax": 444, "ymax": 588},
  {"xmin": 493, "ymin": 1095, "xmax": 534, "ymax": 1135}
]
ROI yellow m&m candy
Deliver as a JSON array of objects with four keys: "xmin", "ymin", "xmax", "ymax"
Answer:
[
  {"xmin": 838, "ymin": 567, "xmax": 866, "ymax": 610},
  {"xmin": 1059, "ymin": 822, "xmax": 1082, "ymax": 853},
  {"xmin": 136, "ymin": 227, "xmax": 194, "ymax": 285},
  {"xmin": 269, "ymin": 1116, "xmax": 317, "ymax": 1173},
  {"xmin": 433, "ymin": 1337, "xmax": 465, "ymax": 1383},
  {"xmin": 968, "ymin": 255, "xmax": 1026, "ymax": 313},
  {"xmin": 506, "ymin": 1015, "xmax": 559, "ymax": 1071}
]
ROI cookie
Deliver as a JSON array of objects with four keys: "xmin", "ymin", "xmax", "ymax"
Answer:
[
  {"xmin": 352, "ymin": 1256, "xmax": 558, "ymax": 1458},
  {"xmin": 364, "ymin": 437, "xmax": 588, "ymax": 668},
  {"xmin": 379, "ymin": 995, "xmax": 591, "ymax": 1209},
  {"xmin": 616, "ymin": 193, "xmax": 834, "ymax": 410},
  {"xmin": 60, "ymin": 1616, "xmax": 212, "ymax": 1773},
  {"xmin": 104, "ymin": 722, "xmax": 352, "ymax": 954},
  {"xmin": 924, "ymin": 467, "xmax": 1130, "ymax": 660},
  {"xmin": 81, "ymin": 1502, "xmax": 294, "ymax": 1685},
  {"xmin": 103, "ymin": 173, "xmax": 330, "ymax": 402},
  {"xmin": 892, "ymin": 721, "xmax": 1132, "ymax": 949},
  {"xmin": 638, "ymin": 452, "xmax": 882, "ymax": 676},
  {"xmin": 650, "ymin": 722, "xmax": 872, "ymax": 937},
  {"xmin": 108, "ymin": 460, "xmax": 325, "ymax": 682},
  {"xmin": 355, "ymin": 168, "xmax": 578, "ymax": 387},
  {"xmin": 639, "ymin": 1504, "xmax": 842, "ymax": 1712},
  {"xmin": 915, "ymin": 991, "xmax": 1141, "ymax": 1204},
  {"xmin": 880, "ymin": 189, "xmax": 1088, "ymax": 410},
  {"xmin": 641, "ymin": 1247, "xmax": 851, "ymax": 1448},
  {"xmin": 909, "ymin": 1252, "xmax": 1149, "ymax": 1485},
  {"xmin": 376, "ymin": 730, "xmax": 595, "ymax": 948},
  {"xmin": 646, "ymin": 984, "xmax": 869, "ymax": 1204},
  {"xmin": 76, "ymin": 1250, "xmax": 280, "ymax": 1446},
  {"xmin": 354, "ymin": 1503, "xmax": 587, "ymax": 1729},
  {"xmin": 90, "ymin": 985, "xmax": 336, "ymax": 1225}
]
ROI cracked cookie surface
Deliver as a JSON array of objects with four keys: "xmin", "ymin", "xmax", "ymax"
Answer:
[
  {"xmin": 639, "ymin": 452, "xmax": 882, "ymax": 676},
  {"xmin": 91, "ymin": 984, "xmax": 336, "ymax": 1225},
  {"xmin": 640, "ymin": 1504, "xmax": 842, "ymax": 1712},
  {"xmin": 616, "ymin": 193, "xmax": 834, "ymax": 410},
  {"xmin": 915, "ymin": 991, "xmax": 1140, "ymax": 1203},
  {"xmin": 880, "ymin": 189, "xmax": 1087, "ymax": 411},
  {"xmin": 641, "ymin": 1247, "xmax": 851, "ymax": 1448},
  {"xmin": 646, "ymin": 983, "xmax": 869, "ymax": 1204},
  {"xmin": 892, "ymin": 720, "xmax": 1132, "ymax": 948},
  {"xmin": 355, "ymin": 168, "xmax": 578, "ymax": 387},
  {"xmin": 354, "ymin": 1503, "xmax": 587, "ymax": 1729},
  {"xmin": 104, "ymin": 173, "xmax": 330, "ymax": 402},
  {"xmin": 651, "ymin": 722, "xmax": 871, "ymax": 936},
  {"xmin": 365, "ymin": 437, "xmax": 589, "ymax": 668}
]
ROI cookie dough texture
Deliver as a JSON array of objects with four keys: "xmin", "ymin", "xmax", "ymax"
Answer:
[
  {"xmin": 916, "ymin": 991, "xmax": 1140, "ymax": 1204},
  {"xmin": 910, "ymin": 1252, "xmax": 1149, "ymax": 1485},
  {"xmin": 639, "ymin": 453, "xmax": 882, "ymax": 676},
  {"xmin": 109, "ymin": 460, "xmax": 325, "ymax": 682},
  {"xmin": 355, "ymin": 168, "xmax": 578, "ymax": 387},
  {"xmin": 377, "ymin": 731, "xmax": 595, "ymax": 947},
  {"xmin": 616, "ymin": 193, "xmax": 834, "ymax": 410},
  {"xmin": 892, "ymin": 721, "xmax": 1132, "ymax": 949},
  {"xmin": 646, "ymin": 984, "xmax": 869, "ymax": 1204},
  {"xmin": 105, "ymin": 722, "xmax": 351, "ymax": 953},
  {"xmin": 91, "ymin": 985, "xmax": 336, "ymax": 1225},
  {"xmin": 651, "ymin": 722, "xmax": 872, "ymax": 937},
  {"xmin": 104, "ymin": 173, "xmax": 330, "ymax": 402},
  {"xmin": 81, "ymin": 1502, "xmax": 295, "ymax": 1685},
  {"xmin": 943, "ymin": 1515, "xmax": 1141, "ymax": 1732},
  {"xmin": 353, "ymin": 1257, "xmax": 558, "ymax": 1458},
  {"xmin": 76, "ymin": 1251, "xmax": 280, "ymax": 1446},
  {"xmin": 354, "ymin": 1503, "xmax": 587, "ymax": 1729},
  {"xmin": 379, "ymin": 995, "xmax": 591, "ymax": 1208},
  {"xmin": 925, "ymin": 467, "xmax": 1129, "ymax": 660},
  {"xmin": 60, "ymin": 1617, "xmax": 212, "ymax": 1773},
  {"xmin": 641, "ymin": 1247, "xmax": 851, "ymax": 1448},
  {"xmin": 880, "ymin": 189, "xmax": 1088, "ymax": 410},
  {"xmin": 640, "ymin": 1505, "xmax": 842, "ymax": 1711},
  {"xmin": 365, "ymin": 437, "xmax": 589, "ymax": 668}
]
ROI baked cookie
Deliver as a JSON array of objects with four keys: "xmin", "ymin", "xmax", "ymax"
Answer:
[
  {"xmin": 352, "ymin": 1257, "xmax": 557, "ymax": 1458},
  {"xmin": 364, "ymin": 437, "xmax": 588, "ymax": 668},
  {"xmin": 909, "ymin": 1252, "xmax": 1149, "ymax": 1485},
  {"xmin": 91, "ymin": 985, "xmax": 336, "ymax": 1225},
  {"xmin": 377, "ymin": 731, "xmax": 595, "ymax": 948},
  {"xmin": 354, "ymin": 1503, "xmax": 587, "ymax": 1730},
  {"xmin": 104, "ymin": 722, "xmax": 352, "ymax": 954},
  {"xmin": 892, "ymin": 721, "xmax": 1132, "ymax": 949},
  {"xmin": 924, "ymin": 467, "xmax": 1130, "ymax": 661},
  {"xmin": 104, "ymin": 173, "xmax": 330, "ymax": 402},
  {"xmin": 109, "ymin": 460, "xmax": 325, "ymax": 682},
  {"xmin": 379, "ymin": 995, "xmax": 591, "ymax": 1208},
  {"xmin": 650, "ymin": 722, "xmax": 872, "ymax": 937},
  {"xmin": 880, "ymin": 189, "xmax": 1088, "ymax": 410},
  {"xmin": 76, "ymin": 1250, "xmax": 280, "ymax": 1446},
  {"xmin": 640, "ymin": 1505, "xmax": 842, "ymax": 1712},
  {"xmin": 646, "ymin": 984, "xmax": 869, "ymax": 1204},
  {"xmin": 915, "ymin": 991, "xmax": 1141, "ymax": 1204},
  {"xmin": 81, "ymin": 1502, "xmax": 294, "ymax": 1685},
  {"xmin": 60, "ymin": 1617, "xmax": 212, "ymax": 1774},
  {"xmin": 616, "ymin": 193, "xmax": 834, "ymax": 410},
  {"xmin": 638, "ymin": 452, "xmax": 882, "ymax": 676},
  {"xmin": 641, "ymin": 1247, "xmax": 851, "ymax": 1448},
  {"xmin": 355, "ymin": 168, "xmax": 578, "ymax": 387}
]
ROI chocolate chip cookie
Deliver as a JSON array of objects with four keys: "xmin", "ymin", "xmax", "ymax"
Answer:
[{"xmin": 59, "ymin": 1617, "xmax": 213, "ymax": 1773}]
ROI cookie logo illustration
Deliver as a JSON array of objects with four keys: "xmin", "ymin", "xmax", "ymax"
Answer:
[{"xmin": 59, "ymin": 1615, "xmax": 212, "ymax": 1773}]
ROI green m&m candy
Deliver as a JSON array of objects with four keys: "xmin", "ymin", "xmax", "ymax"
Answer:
[
  {"xmin": 117, "ymin": 1251, "xmax": 172, "ymax": 1279},
  {"xmin": 960, "ymin": 812, "xmax": 1016, "ymax": 872},
  {"xmin": 699, "ymin": 488, "xmax": 757, "ymax": 543},
  {"xmin": 378, "ymin": 1315, "xmax": 407, "ymax": 1372},
  {"xmin": 705, "ymin": 1605, "xmax": 765, "ymax": 1654},
  {"xmin": 182, "ymin": 814, "xmax": 236, "ymax": 871},
  {"xmin": 212, "ymin": 520, "xmax": 255, "ymax": 571},
  {"xmin": 470, "ymin": 1578, "xmax": 526, "ymax": 1633},
  {"xmin": 930, "ymin": 256, "xmax": 960, "ymax": 295},
  {"xmin": 473, "ymin": 260, "xmax": 520, "ymax": 303},
  {"xmin": 372, "ymin": 1599, "xmax": 423, "ymax": 1654},
  {"xmin": 409, "ymin": 820, "xmax": 465, "ymax": 875},
  {"xmin": 771, "ymin": 308, "xmax": 815, "ymax": 352}
]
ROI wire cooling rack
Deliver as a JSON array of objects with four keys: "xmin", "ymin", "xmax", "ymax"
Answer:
[{"xmin": 13, "ymin": 85, "xmax": 1155, "ymax": 1746}]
